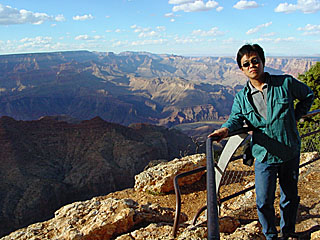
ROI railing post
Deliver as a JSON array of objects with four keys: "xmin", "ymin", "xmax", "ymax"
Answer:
[{"xmin": 206, "ymin": 137, "xmax": 220, "ymax": 240}]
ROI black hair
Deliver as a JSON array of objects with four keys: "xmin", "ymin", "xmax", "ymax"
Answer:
[{"xmin": 236, "ymin": 43, "xmax": 265, "ymax": 69}]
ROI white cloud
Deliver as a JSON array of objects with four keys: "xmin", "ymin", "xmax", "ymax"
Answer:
[
  {"xmin": 216, "ymin": 6, "xmax": 224, "ymax": 11},
  {"xmin": 132, "ymin": 25, "xmax": 151, "ymax": 33},
  {"xmin": 298, "ymin": 24, "xmax": 320, "ymax": 35},
  {"xmin": 233, "ymin": 1, "xmax": 259, "ymax": 10},
  {"xmin": 131, "ymin": 39, "xmax": 168, "ymax": 46},
  {"xmin": 7, "ymin": 36, "xmax": 61, "ymax": 53},
  {"xmin": 112, "ymin": 40, "xmax": 129, "ymax": 47},
  {"xmin": 20, "ymin": 36, "xmax": 52, "ymax": 44},
  {"xmin": 75, "ymin": 34, "xmax": 102, "ymax": 41},
  {"xmin": 174, "ymin": 36, "xmax": 204, "ymax": 44},
  {"xmin": 192, "ymin": 27, "xmax": 224, "ymax": 37},
  {"xmin": 157, "ymin": 26, "xmax": 166, "ymax": 31},
  {"xmin": 73, "ymin": 14, "xmax": 94, "ymax": 21},
  {"xmin": 112, "ymin": 38, "xmax": 168, "ymax": 48},
  {"xmin": 165, "ymin": 12, "xmax": 175, "ymax": 17},
  {"xmin": 275, "ymin": 0, "xmax": 320, "ymax": 13},
  {"xmin": 75, "ymin": 35, "xmax": 90, "ymax": 40},
  {"xmin": 164, "ymin": 12, "xmax": 181, "ymax": 22},
  {"xmin": 246, "ymin": 22, "xmax": 272, "ymax": 35},
  {"xmin": 172, "ymin": 0, "xmax": 219, "ymax": 12},
  {"xmin": 139, "ymin": 31, "xmax": 158, "ymax": 38},
  {"xmin": 131, "ymin": 25, "xmax": 166, "ymax": 38},
  {"xmin": 274, "ymin": 37, "xmax": 295, "ymax": 42},
  {"xmin": 263, "ymin": 32, "xmax": 276, "ymax": 37},
  {"xmin": 55, "ymin": 14, "xmax": 66, "ymax": 22},
  {"xmin": 0, "ymin": 4, "xmax": 62, "ymax": 25},
  {"xmin": 274, "ymin": 3, "xmax": 297, "ymax": 13},
  {"xmin": 251, "ymin": 37, "xmax": 295, "ymax": 43}
]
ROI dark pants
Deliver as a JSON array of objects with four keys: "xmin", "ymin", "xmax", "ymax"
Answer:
[{"xmin": 255, "ymin": 157, "xmax": 300, "ymax": 240}]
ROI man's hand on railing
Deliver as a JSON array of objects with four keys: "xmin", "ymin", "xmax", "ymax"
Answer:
[{"xmin": 208, "ymin": 127, "xmax": 229, "ymax": 143}]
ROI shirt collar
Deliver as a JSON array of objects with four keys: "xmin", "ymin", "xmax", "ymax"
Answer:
[{"xmin": 248, "ymin": 79, "xmax": 268, "ymax": 94}]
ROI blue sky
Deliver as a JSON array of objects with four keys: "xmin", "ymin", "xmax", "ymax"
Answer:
[{"xmin": 0, "ymin": 0, "xmax": 319, "ymax": 56}]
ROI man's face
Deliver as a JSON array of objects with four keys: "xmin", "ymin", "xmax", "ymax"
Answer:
[{"xmin": 240, "ymin": 52, "xmax": 264, "ymax": 81}]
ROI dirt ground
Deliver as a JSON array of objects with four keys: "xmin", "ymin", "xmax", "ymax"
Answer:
[{"xmin": 104, "ymin": 154, "xmax": 320, "ymax": 240}]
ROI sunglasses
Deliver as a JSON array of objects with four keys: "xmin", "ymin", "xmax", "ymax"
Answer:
[{"xmin": 242, "ymin": 58, "xmax": 260, "ymax": 68}]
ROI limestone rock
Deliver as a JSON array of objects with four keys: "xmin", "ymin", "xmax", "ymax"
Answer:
[
  {"xmin": 219, "ymin": 216, "xmax": 241, "ymax": 233},
  {"xmin": 134, "ymin": 154, "xmax": 206, "ymax": 194},
  {"xmin": 311, "ymin": 229, "xmax": 320, "ymax": 240},
  {"xmin": 115, "ymin": 216, "xmax": 242, "ymax": 240},
  {"xmin": 1, "ymin": 197, "xmax": 182, "ymax": 240},
  {"xmin": 299, "ymin": 152, "xmax": 319, "ymax": 176},
  {"xmin": 220, "ymin": 221, "xmax": 265, "ymax": 240},
  {"xmin": 116, "ymin": 223, "xmax": 175, "ymax": 240}
]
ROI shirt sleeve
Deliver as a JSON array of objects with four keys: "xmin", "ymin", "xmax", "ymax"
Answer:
[
  {"xmin": 221, "ymin": 93, "xmax": 246, "ymax": 132},
  {"xmin": 291, "ymin": 77, "xmax": 314, "ymax": 120}
]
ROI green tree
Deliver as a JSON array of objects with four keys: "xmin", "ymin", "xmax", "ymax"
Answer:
[{"xmin": 297, "ymin": 62, "xmax": 320, "ymax": 153}]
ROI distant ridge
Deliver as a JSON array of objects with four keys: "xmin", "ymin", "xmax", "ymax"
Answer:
[{"xmin": 0, "ymin": 50, "xmax": 317, "ymax": 126}]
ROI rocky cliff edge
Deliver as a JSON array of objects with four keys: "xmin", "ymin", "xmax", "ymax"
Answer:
[{"xmin": 2, "ymin": 152, "xmax": 320, "ymax": 240}]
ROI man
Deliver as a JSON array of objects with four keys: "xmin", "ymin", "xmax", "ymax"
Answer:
[{"xmin": 208, "ymin": 44, "xmax": 314, "ymax": 240}]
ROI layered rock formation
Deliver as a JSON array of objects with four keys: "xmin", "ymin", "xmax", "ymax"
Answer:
[
  {"xmin": 134, "ymin": 154, "xmax": 206, "ymax": 194},
  {"xmin": 0, "ymin": 116, "xmax": 196, "ymax": 237}
]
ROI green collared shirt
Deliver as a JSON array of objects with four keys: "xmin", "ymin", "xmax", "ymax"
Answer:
[{"xmin": 222, "ymin": 73, "xmax": 314, "ymax": 164}]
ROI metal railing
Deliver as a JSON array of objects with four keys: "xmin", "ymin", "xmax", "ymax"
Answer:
[{"xmin": 172, "ymin": 109, "xmax": 320, "ymax": 239}]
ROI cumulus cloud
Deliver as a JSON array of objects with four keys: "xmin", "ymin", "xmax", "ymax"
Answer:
[
  {"xmin": 73, "ymin": 14, "xmax": 94, "ymax": 21},
  {"xmin": 131, "ymin": 25, "xmax": 166, "ymax": 38},
  {"xmin": 246, "ymin": 22, "xmax": 272, "ymax": 35},
  {"xmin": 0, "ymin": 38, "xmax": 65, "ymax": 54},
  {"xmin": 233, "ymin": 0, "xmax": 259, "ymax": 10},
  {"xmin": 0, "ymin": 4, "xmax": 64, "ymax": 25},
  {"xmin": 170, "ymin": 0, "xmax": 220, "ymax": 12},
  {"xmin": 297, "ymin": 24, "xmax": 320, "ymax": 35},
  {"xmin": 275, "ymin": 0, "xmax": 320, "ymax": 13},
  {"xmin": 192, "ymin": 27, "xmax": 224, "ymax": 37}
]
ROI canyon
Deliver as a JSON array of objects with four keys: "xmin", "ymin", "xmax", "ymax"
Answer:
[
  {"xmin": 0, "ymin": 51, "xmax": 318, "ymax": 127},
  {"xmin": 0, "ymin": 51, "xmax": 318, "ymax": 238},
  {"xmin": 0, "ymin": 116, "xmax": 196, "ymax": 237}
]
